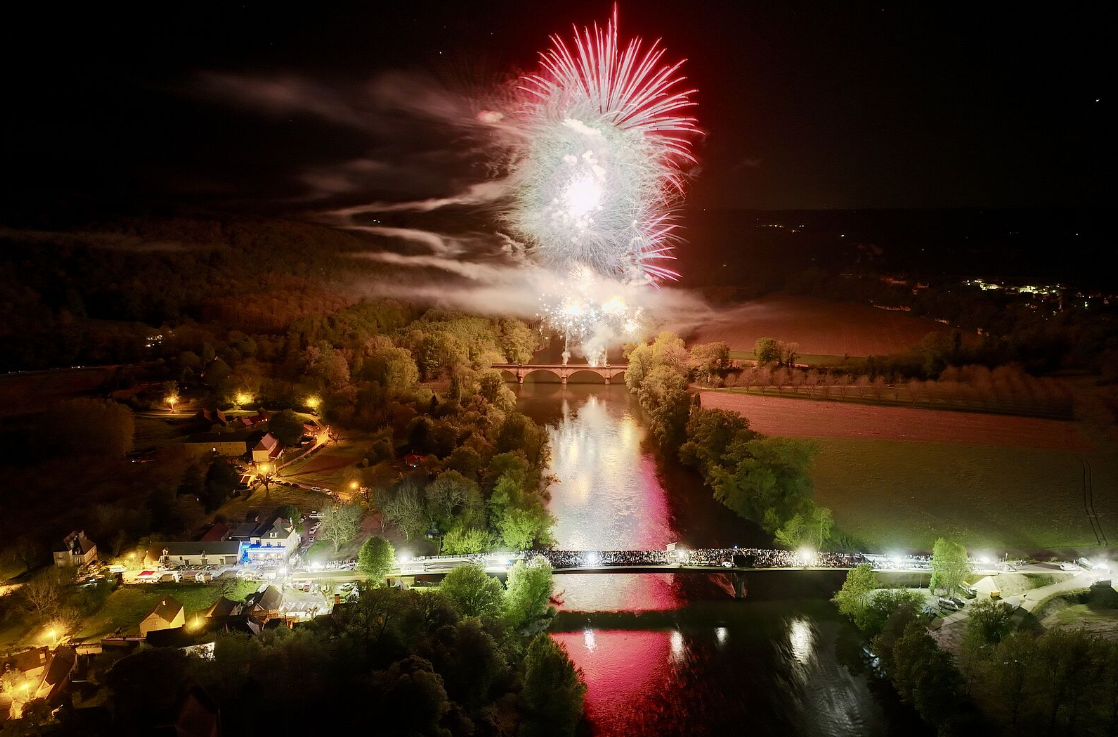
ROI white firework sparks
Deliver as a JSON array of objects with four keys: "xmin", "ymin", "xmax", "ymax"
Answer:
[{"xmin": 506, "ymin": 8, "xmax": 698, "ymax": 359}]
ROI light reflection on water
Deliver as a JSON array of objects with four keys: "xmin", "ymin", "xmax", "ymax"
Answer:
[
  {"xmin": 518, "ymin": 384, "xmax": 917, "ymax": 737},
  {"xmin": 547, "ymin": 391, "xmax": 673, "ymax": 552}
]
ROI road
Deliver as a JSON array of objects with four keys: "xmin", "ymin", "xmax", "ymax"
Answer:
[{"xmin": 938, "ymin": 566, "xmax": 1103, "ymax": 627}]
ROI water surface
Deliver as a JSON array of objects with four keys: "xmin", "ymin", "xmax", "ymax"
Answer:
[{"xmin": 516, "ymin": 382, "xmax": 925, "ymax": 736}]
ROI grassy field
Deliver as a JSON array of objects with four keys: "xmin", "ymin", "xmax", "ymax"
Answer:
[
  {"xmin": 218, "ymin": 484, "xmax": 331, "ymax": 521},
  {"xmin": 276, "ymin": 430, "xmax": 380, "ymax": 493},
  {"xmin": 690, "ymin": 294, "xmax": 954, "ymax": 358},
  {"xmin": 811, "ymin": 437, "xmax": 1118, "ymax": 552},
  {"xmin": 76, "ymin": 580, "xmax": 259, "ymax": 639}
]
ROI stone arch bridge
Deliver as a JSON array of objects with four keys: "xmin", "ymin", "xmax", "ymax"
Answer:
[{"xmin": 492, "ymin": 363, "xmax": 628, "ymax": 385}]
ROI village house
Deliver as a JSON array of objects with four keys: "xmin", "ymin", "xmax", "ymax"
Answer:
[
  {"xmin": 140, "ymin": 597, "xmax": 185, "ymax": 638},
  {"xmin": 146, "ymin": 540, "xmax": 244, "ymax": 568},
  {"xmin": 245, "ymin": 517, "xmax": 299, "ymax": 565},
  {"xmin": 250, "ymin": 432, "xmax": 283, "ymax": 464},
  {"xmin": 235, "ymin": 409, "xmax": 270, "ymax": 429},
  {"xmin": 245, "ymin": 586, "xmax": 284, "ymax": 623},
  {"xmin": 198, "ymin": 521, "xmax": 231, "ymax": 542},
  {"xmin": 182, "ymin": 429, "xmax": 255, "ymax": 460},
  {"xmin": 193, "ymin": 407, "xmax": 227, "ymax": 429},
  {"xmin": 53, "ymin": 530, "xmax": 97, "ymax": 568},
  {"xmin": 228, "ymin": 515, "xmax": 299, "ymax": 565}
]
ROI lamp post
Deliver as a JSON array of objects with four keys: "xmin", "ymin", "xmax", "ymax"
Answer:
[{"xmin": 166, "ymin": 394, "xmax": 178, "ymax": 413}]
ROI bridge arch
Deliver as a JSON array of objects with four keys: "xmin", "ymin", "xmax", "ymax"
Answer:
[
  {"xmin": 522, "ymin": 368, "xmax": 563, "ymax": 383},
  {"xmin": 566, "ymin": 369, "xmax": 606, "ymax": 384}
]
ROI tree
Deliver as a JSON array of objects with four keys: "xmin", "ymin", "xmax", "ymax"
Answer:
[
  {"xmin": 832, "ymin": 564, "xmax": 878, "ymax": 630},
  {"xmin": 504, "ymin": 558, "xmax": 554, "ymax": 629},
  {"xmin": 989, "ymin": 631, "xmax": 1037, "ymax": 730},
  {"xmin": 889, "ymin": 620, "xmax": 962, "ymax": 726},
  {"xmin": 930, "ymin": 538, "xmax": 971, "ymax": 596},
  {"xmin": 861, "ymin": 589, "xmax": 923, "ymax": 637},
  {"xmin": 498, "ymin": 505, "xmax": 552, "ymax": 551},
  {"xmin": 637, "ymin": 365, "xmax": 691, "ymax": 449},
  {"xmin": 691, "ymin": 342, "xmax": 731, "ymax": 380},
  {"xmin": 358, "ymin": 536, "xmax": 395, "ymax": 584},
  {"xmin": 202, "ymin": 460, "xmax": 239, "ymax": 512},
  {"xmin": 754, "ymin": 337, "xmax": 780, "ymax": 365},
  {"xmin": 441, "ymin": 525, "xmax": 491, "ymax": 555},
  {"xmin": 965, "ymin": 598, "xmax": 1015, "ymax": 645},
  {"xmin": 708, "ymin": 436, "xmax": 818, "ymax": 532},
  {"xmin": 275, "ymin": 504, "xmax": 300, "ymax": 523},
  {"xmin": 20, "ymin": 569, "xmax": 64, "ymax": 621},
  {"xmin": 774, "ymin": 504, "xmax": 833, "ymax": 549},
  {"xmin": 319, "ymin": 503, "xmax": 363, "ymax": 552},
  {"xmin": 425, "ymin": 470, "xmax": 481, "ymax": 531},
  {"xmin": 377, "ymin": 481, "xmax": 427, "ymax": 541},
  {"xmin": 440, "ymin": 563, "xmax": 504, "ymax": 619},
  {"xmin": 1038, "ymin": 629, "xmax": 1098, "ymax": 735},
  {"xmin": 520, "ymin": 633, "xmax": 586, "ymax": 737},
  {"xmin": 10, "ymin": 536, "xmax": 41, "ymax": 573},
  {"xmin": 268, "ymin": 409, "xmax": 305, "ymax": 446},
  {"xmin": 678, "ymin": 408, "xmax": 756, "ymax": 474},
  {"xmin": 305, "ymin": 345, "xmax": 351, "ymax": 388}
]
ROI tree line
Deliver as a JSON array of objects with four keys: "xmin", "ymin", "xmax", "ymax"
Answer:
[{"xmin": 625, "ymin": 332, "xmax": 832, "ymax": 550}]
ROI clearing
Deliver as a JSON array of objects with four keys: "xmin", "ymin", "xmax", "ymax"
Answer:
[{"xmin": 688, "ymin": 294, "xmax": 954, "ymax": 358}]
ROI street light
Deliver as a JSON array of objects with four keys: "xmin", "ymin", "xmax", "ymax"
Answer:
[
  {"xmin": 235, "ymin": 391, "xmax": 253, "ymax": 407},
  {"xmin": 306, "ymin": 395, "xmax": 321, "ymax": 412},
  {"xmin": 166, "ymin": 394, "xmax": 178, "ymax": 412}
]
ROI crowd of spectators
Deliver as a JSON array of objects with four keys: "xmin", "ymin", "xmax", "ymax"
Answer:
[
  {"xmin": 531, "ymin": 549, "xmax": 932, "ymax": 570},
  {"xmin": 404, "ymin": 549, "xmax": 935, "ymax": 572}
]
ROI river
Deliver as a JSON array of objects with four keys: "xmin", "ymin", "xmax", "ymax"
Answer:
[{"xmin": 516, "ymin": 382, "xmax": 926, "ymax": 737}]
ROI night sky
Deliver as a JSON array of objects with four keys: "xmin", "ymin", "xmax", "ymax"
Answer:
[{"xmin": 2, "ymin": 1, "xmax": 1110, "ymax": 218}]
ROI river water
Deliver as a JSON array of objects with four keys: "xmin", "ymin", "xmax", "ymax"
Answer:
[{"xmin": 515, "ymin": 382, "xmax": 925, "ymax": 737}]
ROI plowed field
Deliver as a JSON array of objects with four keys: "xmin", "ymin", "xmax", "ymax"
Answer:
[
  {"xmin": 690, "ymin": 294, "xmax": 953, "ymax": 357},
  {"xmin": 700, "ymin": 391, "xmax": 1090, "ymax": 450}
]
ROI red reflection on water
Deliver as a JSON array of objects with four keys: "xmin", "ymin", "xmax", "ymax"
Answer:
[
  {"xmin": 552, "ymin": 629, "xmax": 673, "ymax": 732},
  {"xmin": 554, "ymin": 573, "xmax": 679, "ymax": 611}
]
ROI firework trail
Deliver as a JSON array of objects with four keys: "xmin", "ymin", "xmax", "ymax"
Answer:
[{"xmin": 506, "ymin": 7, "xmax": 698, "ymax": 362}]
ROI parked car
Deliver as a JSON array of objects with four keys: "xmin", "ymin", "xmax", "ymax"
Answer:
[
  {"xmin": 949, "ymin": 596, "xmax": 966, "ymax": 608},
  {"xmin": 938, "ymin": 598, "xmax": 959, "ymax": 612},
  {"xmin": 921, "ymin": 605, "xmax": 939, "ymax": 620},
  {"xmin": 1060, "ymin": 562, "xmax": 1081, "ymax": 572},
  {"xmin": 959, "ymin": 586, "xmax": 978, "ymax": 599}
]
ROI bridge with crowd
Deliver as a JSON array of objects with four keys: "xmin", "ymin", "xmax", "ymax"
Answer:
[{"xmin": 391, "ymin": 548, "xmax": 935, "ymax": 599}]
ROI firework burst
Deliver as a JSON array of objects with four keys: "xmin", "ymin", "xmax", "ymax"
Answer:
[{"xmin": 507, "ymin": 7, "xmax": 698, "ymax": 285}]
